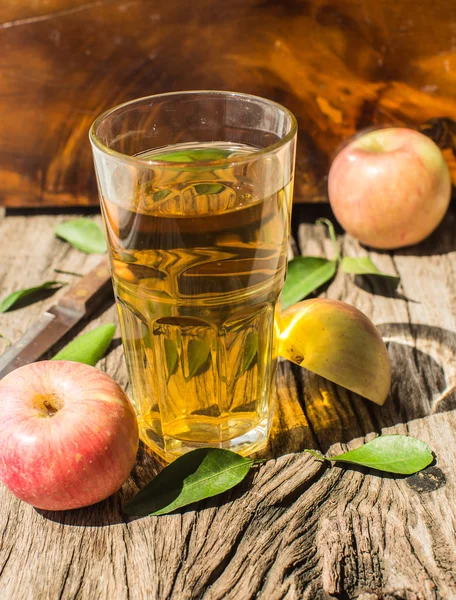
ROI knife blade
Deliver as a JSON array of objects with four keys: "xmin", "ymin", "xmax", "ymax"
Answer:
[{"xmin": 0, "ymin": 256, "xmax": 113, "ymax": 378}]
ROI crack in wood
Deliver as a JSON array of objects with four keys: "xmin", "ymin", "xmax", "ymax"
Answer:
[{"xmin": 0, "ymin": 0, "xmax": 120, "ymax": 30}]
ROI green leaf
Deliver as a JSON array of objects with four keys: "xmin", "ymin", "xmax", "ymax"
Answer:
[
  {"xmin": 52, "ymin": 323, "xmax": 116, "ymax": 365},
  {"xmin": 0, "ymin": 281, "xmax": 66, "ymax": 313},
  {"xmin": 303, "ymin": 449, "xmax": 325, "ymax": 462},
  {"xmin": 282, "ymin": 257, "xmax": 337, "ymax": 310},
  {"xmin": 305, "ymin": 435, "xmax": 433, "ymax": 475},
  {"xmin": 54, "ymin": 219, "xmax": 107, "ymax": 254},
  {"xmin": 239, "ymin": 331, "xmax": 258, "ymax": 376},
  {"xmin": 116, "ymin": 250, "xmax": 138, "ymax": 264},
  {"xmin": 0, "ymin": 333, "xmax": 11, "ymax": 346},
  {"xmin": 164, "ymin": 338, "xmax": 179, "ymax": 380},
  {"xmin": 152, "ymin": 148, "xmax": 233, "ymax": 163},
  {"xmin": 316, "ymin": 218, "xmax": 340, "ymax": 261},
  {"xmin": 123, "ymin": 448, "xmax": 253, "ymax": 516},
  {"xmin": 150, "ymin": 189, "xmax": 171, "ymax": 203},
  {"xmin": 187, "ymin": 339, "xmax": 211, "ymax": 379},
  {"xmin": 194, "ymin": 183, "xmax": 225, "ymax": 195},
  {"xmin": 341, "ymin": 257, "xmax": 400, "ymax": 285}
]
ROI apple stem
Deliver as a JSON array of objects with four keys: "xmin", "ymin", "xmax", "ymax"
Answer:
[
  {"xmin": 43, "ymin": 400, "xmax": 58, "ymax": 417},
  {"xmin": 316, "ymin": 218, "xmax": 340, "ymax": 262}
]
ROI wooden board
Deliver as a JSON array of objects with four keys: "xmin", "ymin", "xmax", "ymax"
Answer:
[
  {"xmin": 1, "ymin": 0, "xmax": 456, "ymax": 207},
  {"xmin": 0, "ymin": 204, "xmax": 455, "ymax": 598}
]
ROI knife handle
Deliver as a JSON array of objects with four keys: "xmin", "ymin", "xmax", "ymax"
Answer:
[{"xmin": 58, "ymin": 256, "xmax": 113, "ymax": 315}]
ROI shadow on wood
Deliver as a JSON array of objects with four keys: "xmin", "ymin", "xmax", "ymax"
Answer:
[
  {"xmin": 37, "ymin": 443, "xmax": 164, "ymax": 527},
  {"xmin": 353, "ymin": 275, "xmax": 418, "ymax": 302},
  {"xmin": 265, "ymin": 323, "xmax": 456, "ymax": 457}
]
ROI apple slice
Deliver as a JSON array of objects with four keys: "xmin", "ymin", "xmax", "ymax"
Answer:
[{"xmin": 279, "ymin": 299, "xmax": 391, "ymax": 405}]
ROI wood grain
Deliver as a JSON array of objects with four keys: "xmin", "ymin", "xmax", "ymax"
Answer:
[
  {"xmin": 0, "ymin": 205, "xmax": 455, "ymax": 598},
  {"xmin": 1, "ymin": 0, "xmax": 456, "ymax": 207}
]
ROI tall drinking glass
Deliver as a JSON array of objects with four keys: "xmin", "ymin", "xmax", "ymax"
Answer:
[{"xmin": 90, "ymin": 91, "xmax": 297, "ymax": 461}]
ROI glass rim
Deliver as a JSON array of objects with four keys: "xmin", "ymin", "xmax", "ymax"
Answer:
[{"xmin": 89, "ymin": 90, "xmax": 298, "ymax": 169}]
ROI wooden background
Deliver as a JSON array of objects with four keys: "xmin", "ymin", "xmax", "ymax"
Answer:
[{"xmin": 1, "ymin": 0, "xmax": 456, "ymax": 207}]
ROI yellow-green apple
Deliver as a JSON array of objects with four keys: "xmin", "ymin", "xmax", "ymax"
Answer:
[
  {"xmin": 0, "ymin": 361, "xmax": 139, "ymax": 511},
  {"xmin": 328, "ymin": 127, "xmax": 452, "ymax": 249}
]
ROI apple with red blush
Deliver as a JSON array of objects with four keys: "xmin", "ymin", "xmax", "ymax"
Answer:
[
  {"xmin": 0, "ymin": 361, "xmax": 139, "ymax": 511},
  {"xmin": 328, "ymin": 127, "xmax": 452, "ymax": 249}
]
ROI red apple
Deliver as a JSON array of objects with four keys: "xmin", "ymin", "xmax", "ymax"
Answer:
[
  {"xmin": 328, "ymin": 127, "xmax": 452, "ymax": 249},
  {"xmin": 0, "ymin": 361, "xmax": 139, "ymax": 511}
]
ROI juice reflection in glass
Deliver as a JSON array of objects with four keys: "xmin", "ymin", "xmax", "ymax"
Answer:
[{"xmin": 90, "ymin": 91, "xmax": 297, "ymax": 461}]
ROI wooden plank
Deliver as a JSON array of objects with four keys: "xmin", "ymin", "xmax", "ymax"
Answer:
[
  {"xmin": 1, "ymin": 0, "xmax": 456, "ymax": 207},
  {"xmin": 0, "ymin": 207, "xmax": 455, "ymax": 598}
]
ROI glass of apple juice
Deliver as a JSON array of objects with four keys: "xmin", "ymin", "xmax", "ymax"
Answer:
[{"xmin": 89, "ymin": 91, "xmax": 297, "ymax": 461}]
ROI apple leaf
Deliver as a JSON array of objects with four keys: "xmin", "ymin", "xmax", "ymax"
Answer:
[
  {"xmin": 316, "ymin": 218, "xmax": 340, "ymax": 261},
  {"xmin": 123, "ymin": 448, "xmax": 253, "ymax": 516},
  {"xmin": 151, "ymin": 148, "xmax": 233, "ymax": 163},
  {"xmin": 164, "ymin": 338, "xmax": 179, "ymax": 380},
  {"xmin": 124, "ymin": 437, "xmax": 434, "ymax": 518},
  {"xmin": 282, "ymin": 257, "xmax": 337, "ymax": 310},
  {"xmin": 239, "ymin": 332, "xmax": 259, "ymax": 376},
  {"xmin": 54, "ymin": 219, "xmax": 107, "ymax": 254},
  {"xmin": 0, "ymin": 281, "xmax": 66, "ymax": 313},
  {"xmin": 282, "ymin": 219, "xmax": 341, "ymax": 310},
  {"xmin": 194, "ymin": 183, "xmax": 226, "ymax": 195},
  {"xmin": 341, "ymin": 257, "xmax": 400, "ymax": 285},
  {"xmin": 52, "ymin": 323, "xmax": 116, "ymax": 365},
  {"xmin": 305, "ymin": 435, "xmax": 433, "ymax": 475},
  {"xmin": 186, "ymin": 339, "xmax": 211, "ymax": 379}
]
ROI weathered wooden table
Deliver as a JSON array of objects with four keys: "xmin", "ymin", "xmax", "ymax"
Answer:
[{"xmin": 0, "ymin": 203, "xmax": 455, "ymax": 599}]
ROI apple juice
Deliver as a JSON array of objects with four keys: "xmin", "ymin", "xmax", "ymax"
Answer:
[{"xmin": 101, "ymin": 142, "xmax": 293, "ymax": 460}]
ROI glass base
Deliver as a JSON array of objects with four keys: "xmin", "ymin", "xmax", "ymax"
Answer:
[{"xmin": 139, "ymin": 415, "xmax": 272, "ymax": 462}]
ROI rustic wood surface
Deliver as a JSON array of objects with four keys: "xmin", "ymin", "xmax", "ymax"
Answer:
[
  {"xmin": 0, "ymin": 202, "xmax": 455, "ymax": 599},
  {"xmin": 2, "ymin": 0, "xmax": 456, "ymax": 207}
]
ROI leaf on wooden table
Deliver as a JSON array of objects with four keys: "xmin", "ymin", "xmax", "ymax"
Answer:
[
  {"xmin": 305, "ymin": 435, "xmax": 433, "ymax": 475},
  {"xmin": 52, "ymin": 323, "xmax": 116, "ymax": 365},
  {"xmin": 187, "ymin": 339, "xmax": 211, "ymax": 379},
  {"xmin": 341, "ymin": 257, "xmax": 400, "ymax": 285},
  {"xmin": 123, "ymin": 448, "xmax": 253, "ymax": 516},
  {"xmin": 0, "ymin": 281, "xmax": 66, "ymax": 313},
  {"xmin": 54, "ymin": 219, "xmax": 107, "ymax": 254},
  {"xmin": 282, "ymin": 257, "xmax": 337, "ymax": 310}
]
